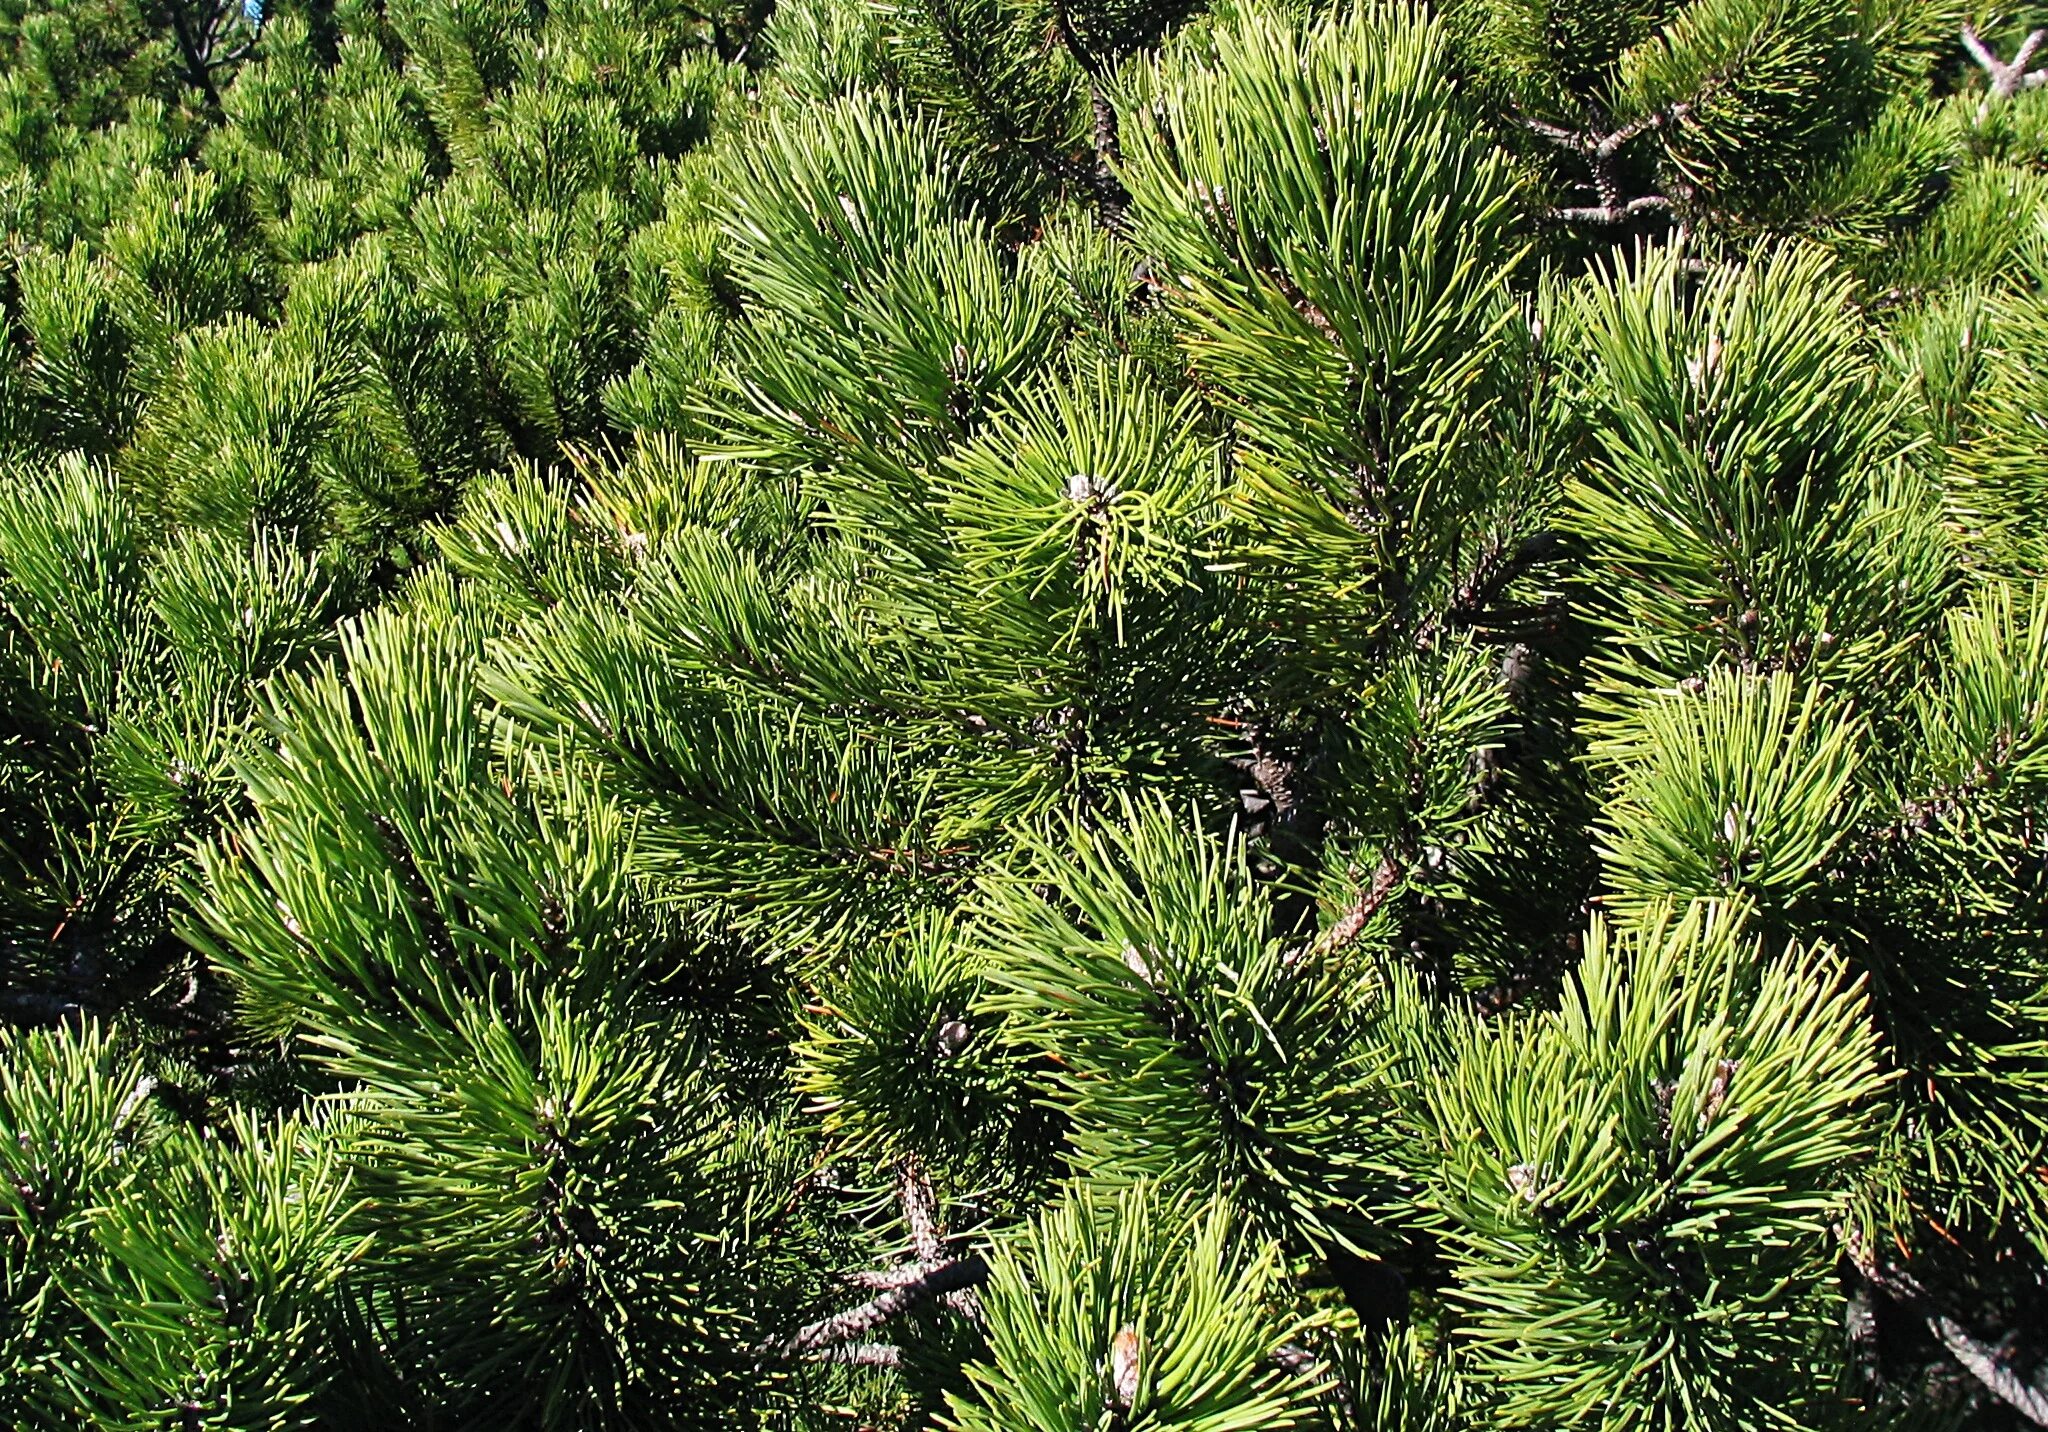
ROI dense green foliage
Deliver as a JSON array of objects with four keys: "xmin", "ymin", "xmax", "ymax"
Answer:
[{"xmin": 6, "ymin": 0, "xmax": 2048, "ymax": 1425}]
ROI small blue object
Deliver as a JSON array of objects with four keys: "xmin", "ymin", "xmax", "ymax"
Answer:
[{"xmin": 243, "ymin": 0, "xmax": 264, "ymax": 25}]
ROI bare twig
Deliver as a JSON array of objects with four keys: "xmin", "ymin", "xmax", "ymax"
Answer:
[
  {"xmin": 1555, "ymin": 195, "xmax": 1675, "ymax": 226},
  {"xmin": 162, "ymin": 0, "xmax": 258, "ymax": 110},
  {"xmin": 205, "ymin": 36, "xmax": 256, "ymax": 72},
  {"xmin": 1596, "ymin": 104, "xmax": 1692, "ymax": 157},
  {"xmin": 1519, "ymin": 115, "xmax": 1585, "ymax": 148}
]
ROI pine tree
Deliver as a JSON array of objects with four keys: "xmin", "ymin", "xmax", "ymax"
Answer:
[{"xmin": 8, "ymin": 0, "xmax": 2048, "ymax": 1426}]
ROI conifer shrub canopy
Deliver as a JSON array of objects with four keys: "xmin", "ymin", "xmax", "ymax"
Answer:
[{"xmin": 3, "ymin": 0, "xmax": 2048, "ymax": 1426}]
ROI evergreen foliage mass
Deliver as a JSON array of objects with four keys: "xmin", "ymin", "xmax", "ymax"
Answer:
[{"xmin": 8, "ymin": 0, "xmax": 2048, "ymax": 1425}]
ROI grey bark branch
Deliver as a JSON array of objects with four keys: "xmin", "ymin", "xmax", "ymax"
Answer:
[
  {"xmin": 811, "ymin": 1342, "xmax": 904, "ymax": 1368},
  {"xmin": 1844, "ymin": 1226, "xmax": 2048, "ymax": 1426},
  {"xmin": 899, "ymin": 1155, "xmax": 945, "ymax": 1265},
  {"xmin": 1963, "ymin": 23, "xmax": 2048, "ymax": 109},
  {"xmin": 899, "ymin": 1154, "xmax": 981, "ymax": 1321},
  {"xmin": 846, "ymin": 1262, "xmax": 942, "ymax": 1291},
  {"xmin": 1520, "ymin": 101, "xmax": 1694, "ymax": 225},
  {"xmin": 1926, "ymin": 1312, "xmax": 2048, "ymax": 1424},
  {"xmin": 759, "ymin": 1255, "xmax": 990, "ymax": 1360},
  {"xmin": 1556, "ymin": 195, "xmax": 1674, "ymax": 225},
  {"xmin": 1520, "ymin": 115, "xmax": 1583, "ymax": 147}
]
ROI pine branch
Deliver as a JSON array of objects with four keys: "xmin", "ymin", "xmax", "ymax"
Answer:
[
  {"xmin": 1047, "ymin": 0, "xmax": 1130, "ymax": 229},
  {"xmin": 846, "ymin": 1262, "xmax": 947, "ymax": 1291},
  {"xmin": 1555, "ymin": 196, "xmax": 1675, "ymax": 226},
  {"xmin": 1520, "ymin": 116, "xmax": 1583, "ymax": 147},
  {"xmin": 113, "ymin": 1072, "xmax": 158, "ymax": 1132},
  {"xmin": 368, "ymin": 814, "xmax": 459, "ymax": 968},
  {"xmin": 899, "ymin": 1155, "xmax": 947, "ymax": 1264},
  {"xmin": 1315, "ymin": 852, "xmax": 1405, "ymax": 955},
  {"xmin": 919, "ymin": 0, "xmax": 1086, "ymax": 196},
  {"xmin": 164, "ymin": 1, "xmax": 224, "ymax": 111},
  {"xmin": 1434, "ymin": 529, "xmax": 1567, "ymax": 638},
  {"xmin": 1519, "ymin": 100, "xmax": 1696, "ymax": 226},
  {"xmin": 812, "ymin": 1342, "xmax": 904, "ymax": 1367},
  {"xmin": 1088, "ymin": 88, "xmax": 1128, "ymax": 230},
  {"xmin": 1962, "ymin": 23, "xmax": 2048, "ymax": 108},
  {"xmin": 158, "ymin": 0, "xmax": 254, "ymax": 110},
  {"xmin": 1927, "ymin": 1313, "xmax": 2048, "ymax": 1425},
  {"xmin": 898, "ymin": 1153, "xmax": 981, "ymax": 1320},
  {"xmin": 1265, "ymin": 263, "xmax": 1341, "ymax": 347},
  {"xmin": 1844, "ymin": 1227, "xmax": 2048, "ymax": 1426},
  {"xmin": 204, "ymin": 36, "xmax": 256, "ymax": 72},
  {"xmin": 758, "ymin": 1255, "xmax": 990, "ymax": 1360}
]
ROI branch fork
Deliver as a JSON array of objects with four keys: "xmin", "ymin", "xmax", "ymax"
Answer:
[
  {"xmin": 1522, "ymin": 104, "xmax": 1692, "ymax": 226},
  {"xmin": 756, "ymin": 1155, "xmax": 987, "ymax": 1365},
  {"xmin": 1964, "ymin": 23, "xmax": 2048, "ymax": 110},
  {"xmin": 757, "ymin": 1254, "xmax": 990, "ymax": 1362}
]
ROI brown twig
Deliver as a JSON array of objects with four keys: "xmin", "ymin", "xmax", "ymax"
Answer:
[{"xmin": 1316, "ymin": 853, "xmax": 1406, "ymax": 956}]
